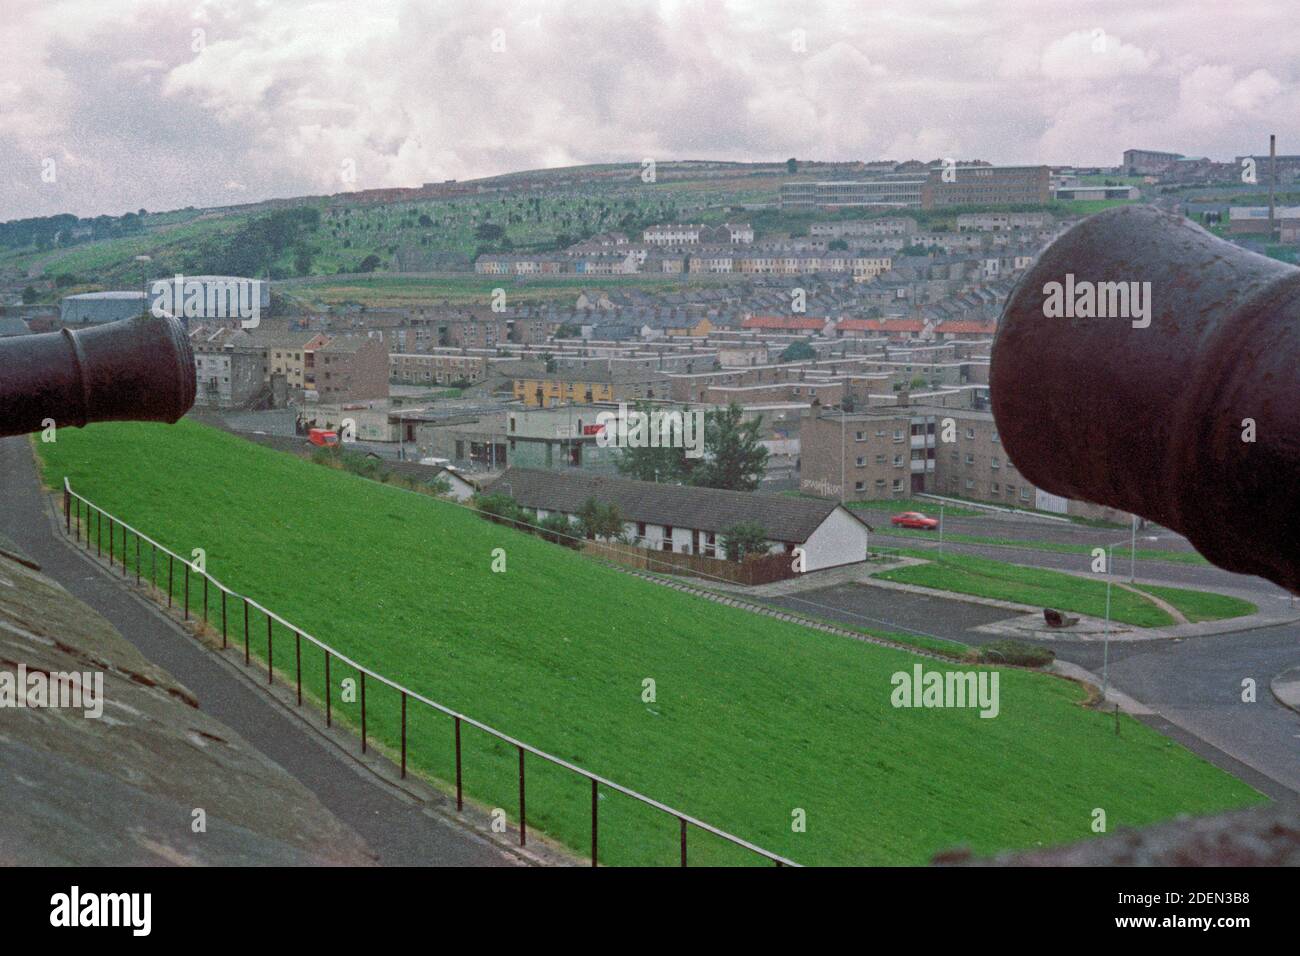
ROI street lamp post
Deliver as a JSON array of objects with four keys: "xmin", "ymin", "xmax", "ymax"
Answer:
[
  {"xmin": 1129, "ymin": 512, "xmax": 1137, "ymax": 584},
  {"xmin": 1102, "ymin": 543, "xmax": 1113, "ymax": 701}
]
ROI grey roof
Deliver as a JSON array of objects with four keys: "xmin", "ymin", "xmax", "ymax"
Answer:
[{"xmin": 490, "ymin": 467, "xmax": 868, "ymax": 542}]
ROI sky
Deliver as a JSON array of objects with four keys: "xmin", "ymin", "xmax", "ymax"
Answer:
[{"xmin": 3, "ymin": 0, "xmax": 1298, "ymax": 220}]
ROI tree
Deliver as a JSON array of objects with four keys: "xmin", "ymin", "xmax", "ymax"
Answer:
[
  {"xmin": 575, "ymin": 497, "xmax": 624, "ymax": 540},
  {"xmin": 779, "ymin": 340, "xmax": 816, "ymax": 362},
  {"xmin": 828, "ymin": 238, "xmax": 848, "ymax": 250},
  {"xmin": 690, "ymin": 403, "xmax": 769, "ymax": 492},
  {"xmin": 20, "ymin": 285, "xmax": 36, "ymax": 304},
  {"xmin": 721, "ymin": 521, "xmax": 769, "ymax": 562},
  {"xmin": 358, "ymin": 253, "xmax": 382, "ymax": 273},
  {"xmin": 786, "ymin": 157, "xmax": 798, "ymax": 174},
  {"xmin": 613, "ymin": 400, "xmax": 695, "ymax": 484},
  {"xmin": 539, "ymin": 512, "xmax": 581, "ymax": 548},
  {"xmin": 293, "ymin": 244, "xmax": 313, "ymax": 276}
]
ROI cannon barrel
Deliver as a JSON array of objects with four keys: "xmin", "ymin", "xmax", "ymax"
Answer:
[
  {"xmin": 0, "ymin": 312, "xmax": 196, "ymax": 439},
  {"xmin": 991, "ymin": 204, "xmax": 1300, "ymax": 593}
]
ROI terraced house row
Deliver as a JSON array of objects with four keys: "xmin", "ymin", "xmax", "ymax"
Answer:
[{"xmin": 476, "ymin": 249, "xmax": 895, "ymax": 279}]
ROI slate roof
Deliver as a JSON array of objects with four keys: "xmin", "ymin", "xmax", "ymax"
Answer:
[{"xmin": 489, "ymin": 467, "xmax": 868, "ymax": 542}]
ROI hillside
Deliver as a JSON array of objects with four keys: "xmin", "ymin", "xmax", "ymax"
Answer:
[{"xmin": 36, "ymin": 420, "xmax": 1264, "ymax": 865}]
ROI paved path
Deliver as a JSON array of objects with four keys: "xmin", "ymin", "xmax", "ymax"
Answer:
[{"xmin": 0, "ymin": 436, "xmax": 516, "ymax": 867}]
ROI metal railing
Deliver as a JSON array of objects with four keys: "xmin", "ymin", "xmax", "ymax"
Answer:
[{"xmin": 61, "ymin": 478, "xmax": 799, "ymax": 868}]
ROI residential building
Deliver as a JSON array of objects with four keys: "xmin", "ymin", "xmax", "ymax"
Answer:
[
  {"xmin": 313, "ymin": 336, "xmax": 390, "ymax": 402},
  {"xmin": 489, "ymin": 467, "xmax": 871, "ymax": 571},
  {"xmin": 799, "ymin": 407, "xmax": 938, "ymax": 499}
]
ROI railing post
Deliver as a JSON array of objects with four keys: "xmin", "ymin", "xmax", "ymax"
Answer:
[
  {"xmin": 167, "ymin": 554, "xmax": 173, "ymax": 608},
  {"xmin": 75, "ymin": 497, "xmax": 80, "ymax": 542},
  {"xmin": 107, "ymin": 516, "xmax": 113, "ymax": 563},
  {"xmin": 454, "ymin": 716, "xmax": 463, "ymax": 810},
  {"xmin": 591, "ymin": 778, "xmax": 598, "ymax": 867},
  {"xmin": 221, "ymin": 591, "xmax": 227, "ymax": 649},
  {"xmin": 266, "ymin": 615, "xmax": 273, "ymax": 684},
  {"xmin": 96, "ymin": 509, "xmax": 101, "ymax": 556},
  {"xmin": 121, "ymin": 526, "xmax": 126, "ymax": 575},
  {"xmin": 680, "ymin": 818, "xmax": 687, "ymax": 867},
  {"xmin": 400, "ymin": 692, "xmax": 407, "ymax": 779},
  {"xmin": 324, "ymin": 650, "xmax": 332, "ymax": 726},
  {"xmin": 135, "ymin": 535, "xmax": 140, "ymax": 585},
  {"xmin": 518, "ymin": 747, "xmax": 527, "ymax": 846},
  {"xmin": 360, "ymin": 672, "xmax": 367, "ymax": 753},
  {"xmin": 63, "ymin": 486, "xmax": 69, "ymax": 533},
  {"xmin": 203, "ymin": 575, "xmax": 208, "ymax": 625},
  {"xmin": 243, "ymin": 598, "xmax": 250, "ymax": 665},
  {"xmin": 183, "ymin": 561, "xmax": 189, "ymax": 621},
  {"xmin": 295, "ymin": 632, "xmax": 302, "ymax": 705}
]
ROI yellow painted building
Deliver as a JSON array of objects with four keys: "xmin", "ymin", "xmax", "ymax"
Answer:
[{"xmin": 514, "ymin": 377, "xmax": 616, "ymax": 407}]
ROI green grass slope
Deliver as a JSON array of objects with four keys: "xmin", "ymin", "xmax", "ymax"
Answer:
[{"xmin": 37, "ymin": 420, "xmax": 1265, "ymax": 865}]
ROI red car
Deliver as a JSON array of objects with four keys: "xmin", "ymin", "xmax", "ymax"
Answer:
[{"xmin": 891, "ymin": 511, "xmax": 939, "ymax": 530}]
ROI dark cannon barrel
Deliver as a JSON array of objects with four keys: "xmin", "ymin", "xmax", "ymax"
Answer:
[
  {"xmin": 991, "ymin": 204, "xmax": 1300, "ymax": 593},
  {"xmin": 0, "ymin": 312, "xmax": 196, "ymax": 439}
]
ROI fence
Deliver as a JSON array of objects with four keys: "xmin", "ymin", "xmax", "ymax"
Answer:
[
  {"xmin": 61, "ymin": 478, "xmax": 799, "ymax": 868},
  {"xmin": 581, "ymin": 539, "xmax": 795, "ymax": 586}
]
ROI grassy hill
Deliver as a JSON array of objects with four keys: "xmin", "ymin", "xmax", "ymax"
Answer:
[{"xmin": 36, "ymin": 420, "xmax": 1264, "ymax": 865}]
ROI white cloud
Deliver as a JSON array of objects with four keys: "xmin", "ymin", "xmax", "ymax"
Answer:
[{"xmin": 1, "ymin": 0, "xmax": 1299, "ymax": 218}]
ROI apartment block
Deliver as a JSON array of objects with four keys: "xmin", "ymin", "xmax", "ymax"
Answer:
[
  {"xmin": 313, "ymin": 336, "xmax": 390, "ymax": 402},
  {"xmin": 799, "ymin": 408, "xmax": 938, "ymax": 500}
]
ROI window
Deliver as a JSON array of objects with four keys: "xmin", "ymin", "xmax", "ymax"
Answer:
[
  {"xmin": 636, "ymin": 522, "xmax": 646, "ymax": 538},
  {"xmin": 855, "ymin": 431, "xmax": 866, "ymax": 441},
  {"xmin": 892, "ymin": 479, "xmax": 903, "ymax": 491},
  {"xmin": 991, "ymin": 457, "xmax": 1000, "ymax": 469},
  {"xmin": 893, "ymin": 455, "xmax": 903, "ymax": 467},
  {"xmin": 965, "ymin": 478, "xmax": 975, "ymax": 489},
  {"xmin": 854, "ymin": 481, "xmax": 865, "ymax": 492},
  {"xmin": 965, "ymin": 454, "xmax": 974, "ymax": 466},
  {"xmin": 965, "ymin": 428, "xmax": 976, "ymax": 440},
  {"xmin": 876, "ymin": 454, "xmax": 886, "ymax": 465},
  {"xmin": 856, "ymin": 456, "xmax": 866, "ymax": 467},
  {"xmin": 662, "ymin": 526, "xmax": 674, "ymax": 551}
]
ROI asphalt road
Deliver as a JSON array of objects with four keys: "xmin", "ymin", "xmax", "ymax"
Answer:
[{"xmin": 0, "ymin": 436, "xmax": 512, "ymax": 866}]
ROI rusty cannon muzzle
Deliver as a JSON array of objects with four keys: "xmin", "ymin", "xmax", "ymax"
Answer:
[
  {"xmin": 0, "ymin": 312, "xmax": 196, "ymax": 439},
  {"xmin": 991, "ymin": 204, "xmax": 1300, "ymax": 593}
]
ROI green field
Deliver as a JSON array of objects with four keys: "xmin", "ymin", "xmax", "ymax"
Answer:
[
  {"xmin": 1136, "ymin": 584, "xmax": 1257, "ymax": 623},
  {"xmin": 875, "ymin": 527, "xmax": 1212, "ymax": 566},
  {"xmin": 37, "ymin": 421, "xmax": 1265, "ymax": 864},
  {"xmin": 876, "ymin": 553, "xmax": 1181, "ymax": 627}
]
